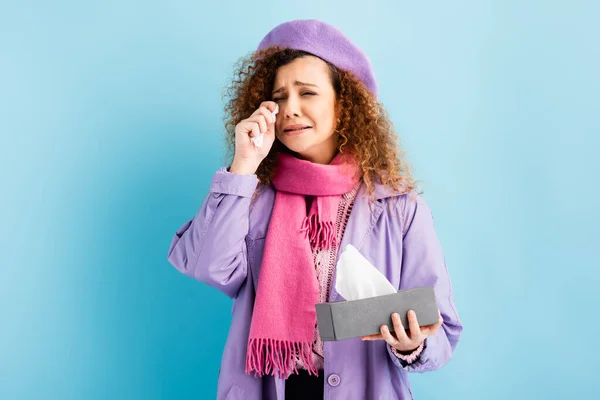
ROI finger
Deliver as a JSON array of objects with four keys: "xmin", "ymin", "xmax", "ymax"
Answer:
[
  {"xmin": 258, "ymin": 106, "xmax": 276, "ymax": 124},
  {"xmin": 361, "ymin": 334, "xmax": 384, "ymax": 341},
  {"xmin": 407, "ymin": 310, "xmax": 422, "ymax": 341},
  {"xmin": 249, "ymin": 122, "xmax": 260, "ymax": 140},
  {"xmin": 391, "ymin": 313, "xmax": 409, "ymax": 342},
  {"xmin": 380, "ymin": 324, "xmax": 400, "ymax": 348},
  {"xmin": 252, "ymin": 105, "xmax": 275, "ymax": 125},
  {"xmin": 252, "ymin": 107, "xmax": 273, "ymax": 125},
  {"xmin": 261, "ymin": 101, "xmax": 278, "ymax": 114},
  {"xmin": 247, "ymin": 115, "xmax": 268, "ymax": 133},
  {"xmin": 257, "ymin": 114, "xmax": 268, "ymax": 132},
  {"xmin": 238, "ymin": 121, "xmax": 257, "ymax": 138}
]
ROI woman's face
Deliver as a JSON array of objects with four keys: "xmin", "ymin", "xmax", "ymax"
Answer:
[{"xmin": 272, "ymin": 56, "xmax": 339, "ymax": 164}]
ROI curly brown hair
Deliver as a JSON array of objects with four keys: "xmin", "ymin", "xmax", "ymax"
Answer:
[{"xmin": 222, "ymin": 46, "xmax": 421, "ymax": 203}]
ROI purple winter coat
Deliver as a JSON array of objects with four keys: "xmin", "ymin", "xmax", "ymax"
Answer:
[{"xmin": 168, "ymin": 167, "xmax": 463, "ymax": 400}]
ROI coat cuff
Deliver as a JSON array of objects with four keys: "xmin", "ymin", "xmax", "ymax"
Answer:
[
  {"xmin": 390, "ymin": 341, "xmax": 425, "ymax": 364},
  {"xmin": 210, "ymin": 167, "xmax": 259, "ymax": 198}
]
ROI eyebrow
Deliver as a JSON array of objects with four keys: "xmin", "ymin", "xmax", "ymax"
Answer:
[{"xmin": 272, "ymin": 81, "xmax": 319, "ymax": 95}]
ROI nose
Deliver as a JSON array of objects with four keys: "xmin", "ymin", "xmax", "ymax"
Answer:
[{"xmin": 283, "ymin": 94, "xmax": 301, "ymax": 118}]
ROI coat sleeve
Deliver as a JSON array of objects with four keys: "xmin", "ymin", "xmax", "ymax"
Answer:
[
  {"xmin": 387, "ymin": 193, "xmax": 463, "ymax": 373},
  {"xmin": 167, "ymin": 167, "xmax": 259, "ymax": 299}
]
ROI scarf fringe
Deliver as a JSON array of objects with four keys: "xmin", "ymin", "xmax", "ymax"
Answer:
[
  {"xmin": 301, "ymin": 213, "xmax": 336, "ymax": 249},
  {"xmin": 246, "ymin": 338, "xmax": 319, "ymax": 378}
]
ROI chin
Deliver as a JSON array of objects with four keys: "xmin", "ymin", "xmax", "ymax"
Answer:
[
  {"xmin": 283, "ymin": 142, "xmax": 312, "ymax": 155},
  {"xmin": 278, "ymin": 136, "xmax": 313, "ymax": 154}
]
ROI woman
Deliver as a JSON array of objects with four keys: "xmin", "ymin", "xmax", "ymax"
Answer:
[{"xmin": 168, "ymin": 19, "xmax": 462, "ymax": 400}]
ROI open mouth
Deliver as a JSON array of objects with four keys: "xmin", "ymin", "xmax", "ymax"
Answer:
[{"xmin": 284, "ymin": 126, "xmax": 312, "ymax": 134}]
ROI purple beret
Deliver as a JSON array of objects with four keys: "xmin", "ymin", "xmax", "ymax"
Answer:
[{"xmin": 257, "ymin": 19, "xmax": 378, "ymax": 97}]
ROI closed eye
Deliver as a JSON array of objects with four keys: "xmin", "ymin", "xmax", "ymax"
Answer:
[{"xmin": 273, "ymin": 92, "xmax": 316, "ymax": 102}]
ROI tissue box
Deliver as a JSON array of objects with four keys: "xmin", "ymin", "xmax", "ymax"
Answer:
[{"xmin": 315, "ymin": 286, "xmax": 438, "ymax": 341}]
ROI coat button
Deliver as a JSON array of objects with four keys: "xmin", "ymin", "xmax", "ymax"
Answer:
[{"xmin": 327, "ymin": 374, "xmax": 341, "ymax": 387}]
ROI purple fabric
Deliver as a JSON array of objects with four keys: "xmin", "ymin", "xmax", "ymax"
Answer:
[
  {"xmin": 167, "ymin": 167, "xmax": 463, "ymax": 400},
  {"xmin": 257, "ymin": 19, "xmax": 378, "ymax": 97}
]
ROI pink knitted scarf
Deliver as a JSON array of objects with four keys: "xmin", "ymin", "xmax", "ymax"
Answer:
[{"xmin": 245, "ymin": 152, "xmax": 360, "ymax": 378}]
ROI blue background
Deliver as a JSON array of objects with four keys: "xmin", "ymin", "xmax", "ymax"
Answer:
[{"xmin": 2, "ymin": 1, "xmax": 598, "ymax": 399}]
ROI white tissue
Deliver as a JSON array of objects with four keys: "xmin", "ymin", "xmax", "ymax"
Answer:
[
  {"xmin": 251, "ymin": 132, "xmax": 264, "ymax": 147},
  {"xmin": 251, "ymin": 104, "xmax": 278, "ymax": 148},
  {"xmin": 335, "ymin": 244, "xmax": 397, "ymax": 301}
]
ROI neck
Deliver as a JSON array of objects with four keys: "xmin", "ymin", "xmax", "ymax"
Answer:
[{"xmin": 299, "ymin": 148, "xmax": 339, "ymax": 165}]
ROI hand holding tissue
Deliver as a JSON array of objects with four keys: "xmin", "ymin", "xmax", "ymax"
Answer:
[
  {"xmin": 315, "ymin": 244, "xmax": 440, "ymax": 341},
  {"xmin": 250, "ymin": 104, "xmax": 278, "ymax": 148}
]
